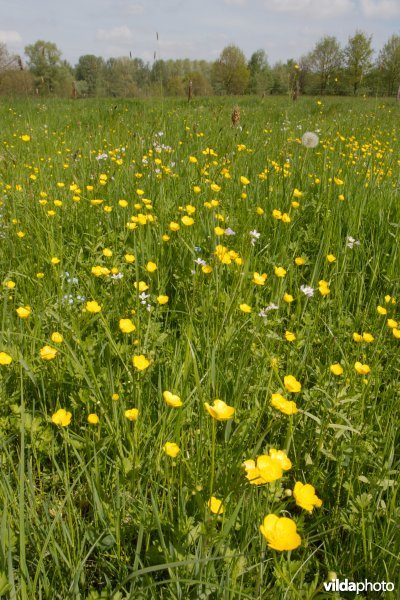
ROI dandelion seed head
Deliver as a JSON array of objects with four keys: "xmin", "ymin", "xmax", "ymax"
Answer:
[{"xmin": 301, "ymin": 132, "xmax": 319, "ymax": 149}]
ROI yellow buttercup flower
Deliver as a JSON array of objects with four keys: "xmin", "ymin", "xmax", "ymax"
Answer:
[
  {"xmin": 293, "ymin": 482, "xmax": 322, "ymax": 512},
  {"xmin": 5, "ymin": 280, "xmax": 16, "ymax": 289},
  {"xmin": 353, "ymin": 332, "xmax": 363, "ymax": 342},
  {"xmin": 204, "ymin": 399, "xmax": 235, "ymax": 421},
  {"xmin": 283, "ymin": 292, "xmax": 294, "ymax": 303},
  {"xmin": 124, "ymin": 254, "xmax": 135, "ymax": 263},
  {"xmin": 284, "ymin": 375, "xmax": 301, "ymax": 393},
  {"xmin": 376, "ymin": 305, "xmax": 387, "ymax": 315},
  {"xmin": 272, "ymin": 209, "xmax": 282, "ymax": 220},
  {"xmin": 293, "ymin": 188, "xmax": 303, "ymax": 198},
  {"xmin": 51, "ymin": 257, "xmax": 60, "ymax": 265},
  {"xmin": 119, "ymin": 319, "xmax": 136, "ymax": 333},
  {"xmin": 125, "ymin": 408, "xmax": 139, "ymax": 421},
  {"xmin": 330, "ymin": 363, "xmax": 343, "ymax": 376},
  {"xmin": 157, "ymin": 295, "xmax": 169, "ymax": 305},
  {"xmin": 271, "ymin": 393, "xmax": 298, "ymax": 415},
  {"xmin": 86, "ymin": 300, "xmax": 102, "ymax": 313},
  {"xmin": 16, "ymin": 306, "xmax": 31, "ymax": 319},
  {"xmin": 132, "ymin": 354, "xmax": 150, "ymax": 371},
  {"xmin": 134, "ymin": 281, "xmax": 149, "ymax": 292},
  {"xmin": 239, "ymin": 303, "xmax": 252, "ymax": 313},
  {"xmin": 284, "ymin": 331, "xmax": 296, "ymax": 342},
  {"xmin": 0, "ymin": 352, "xmax": 12, "ymax": 365},
  {"xmin": 169, "ymin": 221, "xmax": 180, "ymax": 231},
  {"xmin": 294, "ymin": 257, "xmax": 305, "ymax": 266},
  {"xmin": 51, "ymin": 408, "xmax": 72, "ymax": 427},
  {"xmin": 208, "ymin": 496, "xmax": 224, "ymax": 514},
  {"xmin": 252, "ymin": 272, "xmax": 267, "ymax": 285},
  {"xmin": 260, "ymin": 515, "xmax": 301, "ymax": 551},
  {"xmin": 326, "ymin": 254, "xmax": 336, "ymax": 263},
  {"xmin": 91, "ymin": 266, "xmax": 110, "ymax": 277},
  {"xmin": 362, "ymin": 332, "xmax": 374, "ymax": 343},
  {"xmin": 243, "ymin": 449, "xmax": 292, "ymax": 485},
  {"xmin": 163, "ymin": 442, "xmax": 180, "ymax": 457},
  {"xmin": 181, "ymin": 215, "xmax": 194, "ymax": 226},
  {"xmin": 274, "ymin": 266, "xmax": 286, "ymax": 278},
  {"xmin": 387, "ymin": 319, "xmax": 398, "ymax": 329},
  {"xmin": 87, "ymin": 413, "xmax": 100, "ymax": 425},
  {"xmin": 354, "ymin": 362, "xmax": 371, "ymax": 375},
  {"xmin": 163, "ymin": 391, "xmax": 182, "ymax": 407},
  {"xmin": 393, "ymin": 328, "xmax": 400, "ymax": 339},
  {"xmin": 40, "ymin": 345, "xmax": 58, "ymax": 361},
  {"xmin": 146, "ymin": 261, "xmax": 157, "ymax": 273},
  {"xmin": 318, "ymin": 280, "xmax": 330, "ymax": 296},
  {"xmin": 51, "ymin": 332, "xmax": 63, "ymax": 344},
  {"xmin": 240, "ymin": 176, "xmax": 250, "ymax": 185}
]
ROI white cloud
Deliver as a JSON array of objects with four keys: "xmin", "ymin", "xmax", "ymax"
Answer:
[
  {"xmin": 360, "ymin": 0, "xmax": 400, "ymax": 17},
  {"xmin": 0, "ymin": 30, "xmax": 22, "ymax": 45},
  {"xmin": 224, "ymin": 0, "xmax": 248, "ymax": 5},
  {"xmin": 96, "ymin": 26, "xmax": 134, "ymax": 42},
  {"xmin": 263, "ymin": 0, "xmax": 354, "ymax": 18},
  {"xmin": 125, "ymin": 3, "xmax": 145, "ymax": 15}
]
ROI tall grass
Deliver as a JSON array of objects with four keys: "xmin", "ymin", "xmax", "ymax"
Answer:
[{"xmin": 0, "ymin": 95, "xmax": 399, "ymax": 599}]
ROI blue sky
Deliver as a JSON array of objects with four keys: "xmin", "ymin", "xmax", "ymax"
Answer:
[{"xmin": 1, "ymin": 0, "xmax": 400, "ymax": 66}]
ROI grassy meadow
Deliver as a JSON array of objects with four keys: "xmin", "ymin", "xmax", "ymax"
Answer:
[{"xmin": 0, "ymin": 95, "xmax": 399, "ymax": 599}]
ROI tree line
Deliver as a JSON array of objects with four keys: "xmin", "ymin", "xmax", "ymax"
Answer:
[{"xmin": 1, "ymin": 31, "xmax": 400, "ymax": 98}]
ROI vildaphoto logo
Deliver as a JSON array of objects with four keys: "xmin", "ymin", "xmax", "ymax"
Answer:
[{"xmin": 323, "ymin": 578, "xmax": 395, "ymax": 594}]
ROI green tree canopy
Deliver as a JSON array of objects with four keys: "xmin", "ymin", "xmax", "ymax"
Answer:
[
  {"xmin": 211, "ymin": 45, "xmax": 250, "ymax": 95},
  {"xmin": 344, "ymin": 31, "xmax": 374, "ymax": 95},
  {"xmin": 305, "ymin": 36, "xmax": 343, "ymax": 94},
  {"xmin": 248, "ymin": 49, "xmax": 271, "ymax": 94},
  {"xmin": 24, "ymin": 40, "xmax": 72, "ymax": 95},
  {"xmin": 75, "ymin": 54, "xmax": 105, "ymax": 97},
  {"xmin": 378, "ymin": 34, "xmax": 400, "ymax": 95}
]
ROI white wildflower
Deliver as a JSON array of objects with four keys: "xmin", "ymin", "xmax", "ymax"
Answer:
[{"xmin": 300, "ymin": 285, "xmax": 314, "ymax": 297}]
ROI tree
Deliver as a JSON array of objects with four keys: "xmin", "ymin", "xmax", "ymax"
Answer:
[
  {"xmin": 211, "ymin": 45, "xmax": 250, "ymax": 95},
  {"xmin": 104, "ymin": 58, "xmax": 138, "ymax": 97},
  {"xmin": 344, "ymin": 31, "xmax": 373, "ymax": 95},
  {"xmin": 0, "ymin": 43, "xmax": 33, "ymax": 96},
  {"xmin": 75, "ymin": 55, "xmax": 105, "ymax": 97},
  {"xmin": 0, "ymin": 43, "xmax": 19, "ymax": 71},
  {"xmin": 377, "ymin": 35, "xmax": 400, "ymax": 96},
  {"xmin": 248, "ymin": 49, "xmax": 271, "ymax": 95},
  {"xmin": 305, "ymin": 36, "xmax": 343, "ymax": 94},
  {"xmin": 187, "ymin": 71, "xmax": 212, "ymax": 96},
  {"xmin": 24, "ymin": 40, "xmax": 72, "ymax": 95}
]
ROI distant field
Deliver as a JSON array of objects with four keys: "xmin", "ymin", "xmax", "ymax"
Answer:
[{"xmin": 0, "ymin": 95, "xmax": 399, "ymax": 599}]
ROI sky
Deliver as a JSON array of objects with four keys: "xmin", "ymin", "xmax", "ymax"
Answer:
[{"xmin": 1, "ymin": 0, "xmax": 400, "ymax": 67}]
